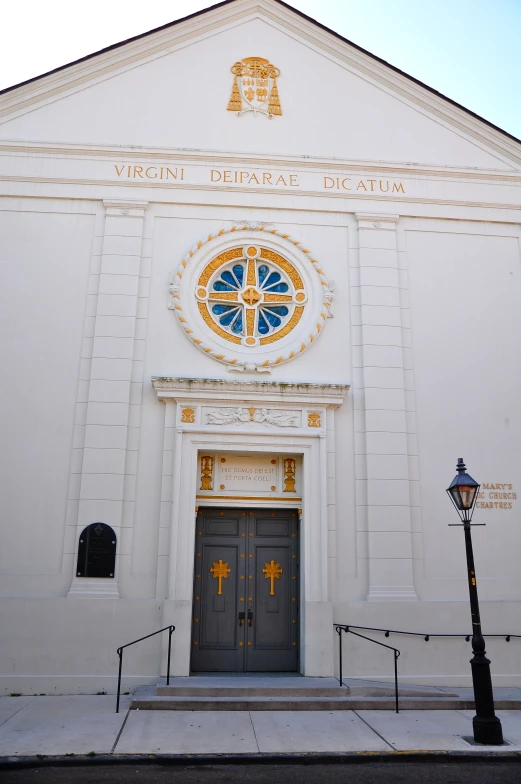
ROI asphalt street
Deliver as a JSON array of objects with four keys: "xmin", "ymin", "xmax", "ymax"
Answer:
[{"xmin": 2, "ymin": 762, "xmax": 521, "ymax": 784}]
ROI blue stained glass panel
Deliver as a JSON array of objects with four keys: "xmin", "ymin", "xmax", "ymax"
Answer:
[
  {"xmin": 232, "ymin": 265, "xmax": 244, "ymax": 285},
  {"xmin": 267, "ymin": 282, "xmax": 288, "ymax": 292},
  {"xmin": 262, "ymin": 272, "xmax": 281, "ymax": 289},
  {"xmin": 221, "ymin": 270, "xmax": 240, "ymax": 288},
  {"xmin": 264, "ymin": 306, "xmax": 289, "ymax": 317},
  {"xmin": 213, "ymin": 281, "xmax": 235, "ymax": 292},
  {"xmin": 231, "ymin": 311, "xmax": 243, "ymax": 334},
  {"xmin": 262, "ymin": 310, "xmax": 282, "ymax": 327},
  {"xmin": 257, "ymin": 312, "xmax": 270, "ymax": 335},
  {"xmin": 258, "ymin": 265, "xmax": 269, "ymax": 285},
  {"xmin": 212, "ymin": 304, "xmax": 235, "ymax": 315},
  {"xmin": 219, "ymin": 307, "xmax": 241, "ymax": 326}
]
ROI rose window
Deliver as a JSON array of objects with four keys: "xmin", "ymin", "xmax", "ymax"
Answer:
[{"xmin": 195, "ymin": 245, "xmax": 307, "ymax": 347}]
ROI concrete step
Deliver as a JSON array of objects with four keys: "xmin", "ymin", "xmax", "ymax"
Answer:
[
  {"xmin": 129, "ymin": 678, "xmax": 521, "ymax": 711},
  {"xmin": 156, "ymin": 685, "xmax": 350, "ymax": 697},
  {"xmin": 153, "ymin": 676, "xmax": 453, "ymax": 698},
  {"xmin": 131, "ymin": 690, "xmax": 488, "ymax": 711},
  {"xmin": 155, "ymin": 685, "xmax": 449, "ymax": 698}
]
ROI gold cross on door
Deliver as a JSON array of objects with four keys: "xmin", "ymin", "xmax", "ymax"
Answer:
[
  {"xmin": 210, "ymin": 560, "xmax": 231, "ymax": 595},
  {"xmin": 262, "ymin": 560, "xmax": 283, "ymax": 596}
]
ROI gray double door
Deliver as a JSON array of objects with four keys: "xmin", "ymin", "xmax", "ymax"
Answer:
[{"xmin": 191, "ymin": 507, "xmax": 299, "ymax": 672}]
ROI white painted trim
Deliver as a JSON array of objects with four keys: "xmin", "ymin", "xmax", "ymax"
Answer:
[
  {"xmin": 67, "ymin": 578, "xmax": 119, "ymax": 598},
  {"xmin": 1, "ymin": 140, "xmax": 520, "ymax": 181}
]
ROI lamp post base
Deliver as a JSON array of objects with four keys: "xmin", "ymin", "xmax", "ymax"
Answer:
[
  {"xmin": 473, "ymin": 714, "xmax": 504, "ymax": 746},
  {"xmin": 470, "ymin": 650, "xmax": 503, "ymax": 745}
]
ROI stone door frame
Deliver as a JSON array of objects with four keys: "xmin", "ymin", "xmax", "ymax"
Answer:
[{"xmin": 151, "ymin": 377, "xmax": 349, "ymax": 677}]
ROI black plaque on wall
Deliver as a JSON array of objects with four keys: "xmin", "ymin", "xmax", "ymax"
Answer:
[{"xmin": 77, "ymin": 523, "xmax": 116, "ymax": 578}]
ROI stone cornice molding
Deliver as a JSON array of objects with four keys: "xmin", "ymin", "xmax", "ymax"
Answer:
[
  {"xmin": 0, "ymin": 0, "xmax": 519, "ymax": 167},
  {"xmin": 103, "ymin": 199, "xmax": 148, "ymax": 216},
  {"xmin": 151, "ymin": 377, "xmax": 349, "ymax": 406},
  {"xmin": 355, "ymin": 213, "xmax": 399, "ymax": 229},
  {"xmin": 2, "ymin": 141, "xmax": 520, "ymax": 183},
  {"xmin": 0, "ymin": 159, "xmax": 519, "ymax": 215}
]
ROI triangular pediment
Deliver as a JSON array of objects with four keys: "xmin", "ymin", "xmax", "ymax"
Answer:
[{"xmin": 0, "ymin": 0, "xmax": 519, "ymax": 170}]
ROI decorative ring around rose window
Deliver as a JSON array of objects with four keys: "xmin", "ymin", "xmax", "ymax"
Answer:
[{"xmin": 168, "ymin": 225, "xmax": 333, "ymax": 373}]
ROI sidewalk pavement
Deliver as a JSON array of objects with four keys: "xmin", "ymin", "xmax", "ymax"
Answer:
[{"xmin": 1, "ymin": 696, "xmax": 521, "ymax": 758}]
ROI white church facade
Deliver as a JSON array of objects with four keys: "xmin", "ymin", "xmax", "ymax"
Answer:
[{"xmin": 1, "ymin": 0, "xmax": 520, "ymax": 694}]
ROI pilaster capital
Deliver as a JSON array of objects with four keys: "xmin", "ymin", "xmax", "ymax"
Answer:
[
  {"xmin": 103, "ymin": 199, "xmax": 149, "ymax": 217},
  {"xmin": 355, "ymin": 213, "xmax": 399, "ymax": 230}
]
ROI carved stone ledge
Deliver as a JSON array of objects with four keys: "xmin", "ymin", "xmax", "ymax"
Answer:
[
  {"xmin": 151, "ymin": 377, "xmax": 349, "ymax": 407},
  {"xmin": 103, "ymin": 199, "xmax": 148, "ymax": 217},
  {"xmin": 355, "ymin": 212, "xmax": 399, "ymax": 229}
]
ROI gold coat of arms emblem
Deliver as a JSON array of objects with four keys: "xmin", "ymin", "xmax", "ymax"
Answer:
[{"xmin": 227, "ymin": 57, "xmax": 282, "ymax": 119}]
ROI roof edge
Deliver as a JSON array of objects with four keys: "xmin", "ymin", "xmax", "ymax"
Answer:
[
  {"xmin": 0, "ymin": 0, "xmax": 231, "ymax": 97},
  {"xmin": 0, "ymin": 0, "xmax": 519, "ymax": 147},
  {"xmin": 273, "ymin": 0, "xmax": 521, "ymax": 146}
]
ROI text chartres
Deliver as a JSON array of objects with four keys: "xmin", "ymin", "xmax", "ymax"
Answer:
[{"xmin": 476, "ymin": 482, "xmax": 516, "ymax": 510}]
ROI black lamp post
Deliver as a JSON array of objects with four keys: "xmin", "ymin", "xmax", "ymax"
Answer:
[{"xmin": 446, "ymin": 458, "xmax": 503, "ymax": 745}]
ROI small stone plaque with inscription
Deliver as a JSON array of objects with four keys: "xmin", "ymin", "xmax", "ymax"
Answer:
[{"xmin": 218, "ymin": 455, "xmax": 279, "ymax": 493}]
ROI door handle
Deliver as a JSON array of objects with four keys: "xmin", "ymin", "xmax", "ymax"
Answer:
[
  {"xmin": 238, "ymin": 612, "xmax": 245, "ymax": 626},
  {"xmin": 247, "ymin": 610, "xmax": 253, "ymax": 627}
]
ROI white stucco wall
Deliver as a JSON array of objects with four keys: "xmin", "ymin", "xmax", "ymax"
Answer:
[{"xmin": 0, "ymin": 0, "xmax": 520, "ymax": 692}]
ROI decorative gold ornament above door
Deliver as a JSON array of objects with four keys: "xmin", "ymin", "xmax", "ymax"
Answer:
[
  {"xmin": 168, "ymin": 226, "xmax": 333, "ymax": 374},
  {"xmin": 227, "ymin": 57, "xmax": 282, "ymax": 118}
]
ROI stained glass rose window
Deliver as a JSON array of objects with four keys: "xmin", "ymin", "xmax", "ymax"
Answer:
[{"xmin": 195, "ymin": 245, "xmax": 307, "ymax": 347}]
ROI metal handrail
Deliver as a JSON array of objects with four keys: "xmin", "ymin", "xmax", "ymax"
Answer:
[
  {"xmin": 116, "ymin": 625, "xmax": 175, "ymax": 713},
  {"xmin": 333, "ymin": 623, "xmax": 520, "ymax": 714},
  {"xmin": 337, "ymin": 624, "xmax": 521, "ymax": 642},
  {"xmin": 335, "ymin": 624, "xmax": 400, "ymax": 713}
]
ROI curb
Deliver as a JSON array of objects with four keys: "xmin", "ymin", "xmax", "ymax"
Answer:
[{"xmin": 1, "ymin": 750, "xmax": 521, "ymax": 770}]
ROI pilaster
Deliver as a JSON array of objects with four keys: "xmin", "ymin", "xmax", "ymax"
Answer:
[
  {"xmin": 355, "ymin": 213, "xmax": 417, "ymax": 601},
  {"xmin": 68, "ymin": 200, "xmax": 148, "ymax": 597}
]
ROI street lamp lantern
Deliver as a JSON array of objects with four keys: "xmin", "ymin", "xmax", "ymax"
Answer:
[
  {"xmin": 446, "ymin": 458, "xmax": 480, "ymax": 519},
  {"xmin": 446, "ymin": 458, "xmax": 503, "ymax": 746}
]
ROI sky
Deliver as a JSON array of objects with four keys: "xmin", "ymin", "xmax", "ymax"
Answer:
[{"xmin": 2, "ymin": 0, "xmax": 520, "ymax": 139}]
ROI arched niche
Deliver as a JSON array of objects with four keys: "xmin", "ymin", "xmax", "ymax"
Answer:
[{"xmin": 76, "ymin": 523, "xmax": 116, "ymax": 578}]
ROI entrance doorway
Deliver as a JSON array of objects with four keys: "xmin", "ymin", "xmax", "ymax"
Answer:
[{"xmin": 190, "ymin": 507, "xmax": 299, "ymax": 672}]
